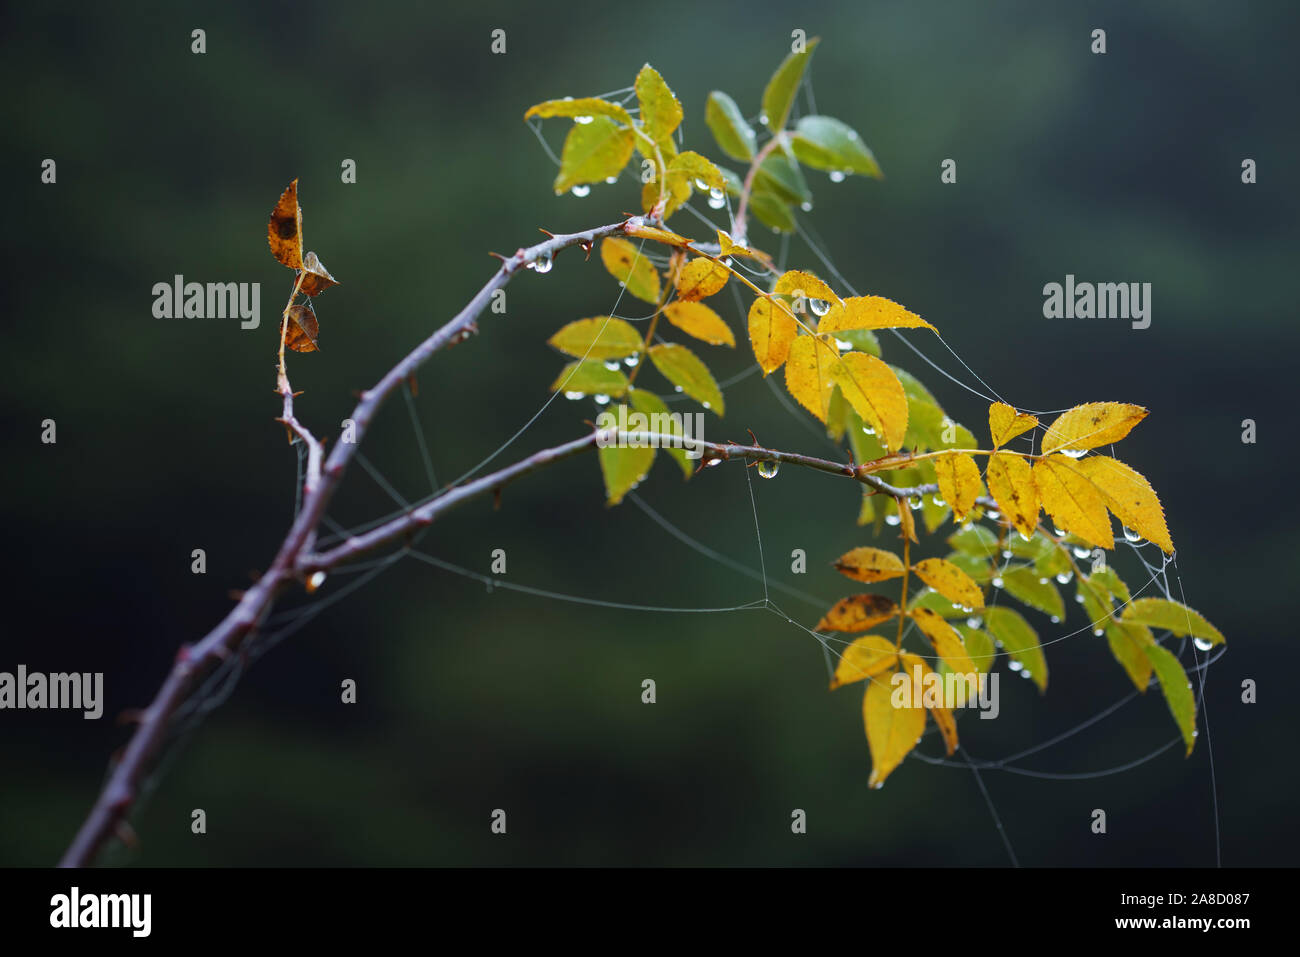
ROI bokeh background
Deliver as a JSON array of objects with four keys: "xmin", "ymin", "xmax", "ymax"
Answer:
[{"xmin": 2, "ymin": 0, "xmax": 1297, "ymax": 866}]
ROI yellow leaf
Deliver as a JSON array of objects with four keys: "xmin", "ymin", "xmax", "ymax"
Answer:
[
  {"xmin": 773, "ymin": 269, "xmax": 841, "ymax": 312},
  {"xmin": 896, "ymin": 498, "xmax": 919, "ymax": 544},
  {"xmin": 988, "ymin": 401, "xmax": 1037, "ymax": 448},
  {"xmin": 1040, "ymin": 402, "xmax": 1148, "ymax": 455},
  {"xmin": 634, "ymin": 64, "xmax": 683, "ymax": 142},
  {"xmin": 624, "ymin": 222, "xmax": 689, "ymax": 247},
  {"xmin": 900, "ymin": 653, "xmax": 959, "ymax": 756},
  {"xmin": 547, "ymin": 317, "xmax": 644, "ymax": 359},
  {"xmin": 985, "ymin": 452, "xmax": 1040, "ymax": 540},
  {"xmin": 641, "ymin": 173, "xmax": 692, "ymax": 219},
  {"xmin": 674, "ymin": 257, "xmax": 729, "ymax": 301},
  {"xmin": 1034, "ymin": 455, "xmax": 1114, "ymax": 549},
  {"xmin": 784, "ymin": 335, "xmax": 837, "ymax": 421},
  {"xmin": 748, "ymin": 298, "xmax": 798, "ymax": 375},
  {"xmin": 817, "ymin": 296, "xmax": 938, "ymax": 335},
  {"xmin": 864, "ymin": 666, "xmax": 926, "ymax": 788},
  {"xmin": 829, "ymin": 635, "xmax": 898, "ymax": 690},
  {"xmin": 828, "ymin": 351, "xmax": 909, "ymax": 452},
  {"xmin": 815, "ymin": 594, "xmax": 899, "ymax": 633},
  {"xmin": 933, "ymin": 452, "xmax": 982, "ymax": 521},
  {"xmin": 524, "ymin": 97, "xmax": 634, "ymax": 125},
  {"xmin": 667, "ymin": 150, "xmax": 724, "ymax": 190},
  {"xmin": 600, "ymin": 238, "xmax": 660, "ymax": 304},
  {"xmin": 908, "ymin": 608, "xmax": 977, "ymax": 678},
  {"xmin": 1076, "ymin": 456, "xmax": 1174, "ymax": 554},
  {"xmin": 833, "ymin": 546, "xmax": 906, "ymax": 583},
  {"xmin": 911, "ymin": 558, "xmax": 985, "ymax": 610},
  {"xmin": 663, "ymin": 301, "xmax": 734, "ymax": 347}
]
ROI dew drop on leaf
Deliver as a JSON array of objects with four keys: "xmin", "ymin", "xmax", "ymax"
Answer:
[
  {"xmin": 571, "ymin": 184, "xmax": 591, "ymax": 198},
  {"xmin": 829, "ymin": 170, "xmax": 846, "ymax": 183}
]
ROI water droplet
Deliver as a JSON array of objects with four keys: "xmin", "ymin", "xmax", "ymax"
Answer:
[
  {"xmin": 307, "ymin": 571, "xmax": 327, "ymax": 592},
  {"xmin": 1072, "ymin": 546, "xmax": 1091, "ymax": 559},
  {"xmin": 1008, "ymin": 659, "xmax": 1023, "ymax": 672},
  {"xmin": 966, "ymin": 617, "xmax": 983, "ymax": 629},
  {"xmin": 673, "ymin": 385, "xmax": 684, "ymax": 393},
  {"xmin": 1093, "ymin": 628, "xmax": 1104, "ymax": 637},
  {"xmin": 605, "ymin": 175, "xmax": 618, "ymax": 184},
  {"xmin": 593, "ymin": 393, "xmax": 611, "ymax": 406},
  {"xmin": 1038, "ymin": 577, "xmax": 1050, "ymax": 585},
  {"xmin": 907, "ymin": 495, "xmax": 923, "ymax": 511},
  {"xmin": 991, "ymin": 576, "xmax": 1004, "ymax": 589},
  {"xmin": 693, "ymin": 178, "xmax": 710, "ymax": 192},
  {"xmin": 702, "ymin": 401, "xmax": 712, "ymax": 410},
  {"xmin": 829, "ymin": 170, "xmax": 846, "ymax": 183},
  {"xmin": 563, "ymin": 390, "xmax": 584, "ymax": 401},
  {"xmin": 1058, "ymin": 571, "xmax": 1074, "ymax": 585},
  {"xmin": 623, "ymin": 355, "xmax": 639, "ymax": 368},
  {"xmin": 885, "ymin": 514, "xmax": 901, "ymax": 526},
  {"xmin": 705, "ymin": 457, "xmax": 722, "ymax": 468},
  {"xmin": 1060, "ymin": 448, "xmax": 1088, "ymax": 459},
  {"xmin": 960, "ymin": 605, "xmax": 974, "ymax": 614},
  {"xmin": 708, "ymin": 188, "xmax": 726, "ymax": 210},
  {"xmin": 570, "ymin": 184, "xmax": 591, "ymax": 198},
  {"xmin": 931, "ymin": 495, "xmax": 946, "ymax": 508},
  {"xmin": 757, "ymin": 460, "xmax": 780, "ymax": 479},
  {"xmin": 810, "ymin": 298, "xmax": 831, "ymax": 317},
  {"xmin": 986, "ymin": 508, "xmax": 1001, "ymax": 520},
  {"xmin": 1020, "ymin": 669, "xmax": 1032, "ymax": 679},
  {"xmin": 758, "ymin": 113, "xmax": 770, "ymax": 126},
  {"xmin": 834, "ymin": 338, "xmax": 853, "ymax": 351},
  {"xmin": 1001, "ymin": 549, "xmax": 1013, "ymax": 559},
  {"xmin": 530, "ymin": 250, "xmax": 554, "ymax": 274},
  {"xmin": 603, "ymin": 360, "xmax": 621, "ymax": 372},
  {"xmin": 861, "ymin": 425, "xmax": 876, "ymax": 436},
  {"xmin": 574, "ymin": 114, "xmax": 594, "ymax": 125},
  {"xmin": 1050, "ymin": 615, "xmax": 1061, "ymax": 624},
  {"xmin": 800, "ymin": 201, "xmax": 814, "ymax": 212},
  {"xmin": 1193, "ymin": 636, "xmax": 1214, "ymax": 652},
  {"xmin": 1123, "ymin": 526, "xmax": 1142, "ymax": 543}
]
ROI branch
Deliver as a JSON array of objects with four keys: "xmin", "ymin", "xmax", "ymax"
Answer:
[{"xmin": 59, "ymin": 217, "xmax": 634, "ymax": 867}]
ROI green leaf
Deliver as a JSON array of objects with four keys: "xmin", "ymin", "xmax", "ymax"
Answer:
[
  {"xmin": 761, "ymin": 37, "xmax": 820, "ymax": 133},
  {"xmin": 1105, "ymin": 621, "xmax": 1154, "ymax": 692},
  {"xmin": 945, "ymin": 551, "xmax": 992, "ymax": 585},
  {"xmin": 955, "ymin": 623, "xmax": 997, "ymax": 675},
  {"xmin": 790, "ymin": 115, "xmax": 883, "ymax": 178},
  {"xmin": 909, "ymin": 589, "xmax": 967, "ymax": 619},
  {"xmin": 628, "ymin": 388, "xmax": 692, "ymax": 479},
  {"xmin": 1121, "ymin": 598, "xmax": 1224, "ymax": 646},
  {"xmin": 648, "ymin": 343, "xmax": 724, "ymax": 414},
  {"xmin": 599, "ymin": 237, "xmax": 660, "ymax": 304},
  {"xmin": 524, "ymin": 97, "xmax": 634, "ymax": 125},
  {"xmin": 598, "ymin": 406, "xmax": 656, "ymax": 506},
  {"xmin": 748, "ymin": 187, "xmax": 797, "ymax": 233},
  {"xmin": 719, "ymin": 166, "xmax": 745, "ymax": 196},
  {"xmin": 548, "ymin": 317, "xmax": 644, "ymax": 359},
  {"xmin": 705, "ymin": 91, "xmax": 757, "ymax": 161},
  {"xmin": 550, "ymin": 359, "xmax": 628, "ymax": 397},
  {"xmin": 1077, "ymin": 574, "xmax": 1115, "ymax": 633},
  {"xmin": 983, "ymin": 606, "xmax": 1047, "ymax": 692},
  {"xmin": 635, "ymin": 64, "xmax": 683, "ymax": 142},
  {"xmin": 947, "ymin": 523, "xmax": 999, "ymax": 556},
  {"xmin": 999, "ymin": 566, "xmax": 1065, "ymax": 621},
  {"xmin": 554, "ymin": 116, "xmax": 636, "ymax": 194},
  {"xmin": 1144, "ymin": 643, "xmax": 1197, "ymax": 755},
  {"xmin": 828, "ymin": 328, "xmax": 881, "ymax": 357},
  {"xmin": 755, "ymin": 150, "xmax": 812, "ymax": 204}
]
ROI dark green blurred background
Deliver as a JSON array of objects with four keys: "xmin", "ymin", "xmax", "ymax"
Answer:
[{"xmin": 3, "ymin": 1, "xmax": 1296, "ymax": 866}]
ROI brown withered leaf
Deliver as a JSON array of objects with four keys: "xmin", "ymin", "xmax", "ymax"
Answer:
[
  {"xmin": 284, "ymin": 303, "xmax": 319, "ymax": 353},
  {"xmin": 300, "ymin": 251, "xmax": 339, "ymax": 297},
  {"xmin": 268, "ymin": 179, "xmax": 304, "ymax": 269}
]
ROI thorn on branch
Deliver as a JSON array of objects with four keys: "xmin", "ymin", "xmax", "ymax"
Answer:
[{"xmin": 493, "ymin": 487, "xmax": 502, "ymax": 511}]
